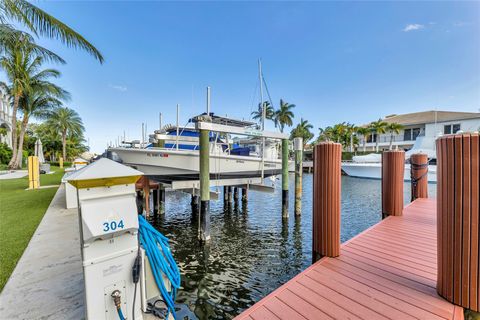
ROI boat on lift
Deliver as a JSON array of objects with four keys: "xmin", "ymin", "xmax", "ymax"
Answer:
[
  {"xmin": 108, "ymin": 113, "xmax": 284, "ymax": 184},
  {"xmin": 341, "ymin": 136, "xmax": 437, "ymax": 182}
]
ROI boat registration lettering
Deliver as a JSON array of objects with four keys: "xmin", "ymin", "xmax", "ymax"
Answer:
[
  {"xmin": 147, "ymin": 153, "xmax": 168, "ymax": 158},
  {"xmin": 103, "ymin": 219, "xmax": 125, "ymax": 232}
]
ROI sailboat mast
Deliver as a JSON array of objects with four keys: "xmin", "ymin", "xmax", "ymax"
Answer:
[{"xmin": 259, "ymin": 59, "xmax": 266, "ymax": 181}]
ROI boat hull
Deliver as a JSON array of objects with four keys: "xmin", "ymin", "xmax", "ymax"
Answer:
[
  {"xmin": 341, "ymin": 162, "xmax": 437, "ymax": 183},
  {"xmin": 109, "ymin": 147, "xmax": 283, "ymax": 183}
]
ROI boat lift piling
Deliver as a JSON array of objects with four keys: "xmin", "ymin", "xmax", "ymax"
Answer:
[
  {"xmin": 281, "ymin": 139, "xmax": 289, "ymax": 218},
  {"xmin": 294, "ymin": 137, "xmax": 303, "ymax": 216},
  {"xmin": 199, "ymin": 119, "xmax": 211, "ymax": 242}
]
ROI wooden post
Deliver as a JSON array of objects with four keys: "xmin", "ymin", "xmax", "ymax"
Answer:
[
  {"xmin": 227, "ymin": 186, "xmax": 232, "ymax": 203},
  {"xmin": 436, "ymin": 133, "xmax": 479, "ymax": 312},
  {"xmin": 199, "ymin": 128, "xmax": 210, "ymax": 242},
  {"xmin": 59, "ymin": 157, "xmax": 63, "ymax": 168},
  {"xmin": 142, "ymin": 176, "xmax": 151, "ymax": 216},
  {"xmin": 312, "ymin": 142, "xmax": 341, "ymax": 262},
  {"xmin": 241, "ymin": 187, "xmax": 248, "ymax": 202},
  {"xmin": 28, "ymin": 156, "xmax": 40, "ymax": 189},
  {"xmin": 233, "ymin": 187, "xmax": 239, "ymax": 203},
  {"xmin": 152, "ymin": 187, "xmax": 159, "ymax": 216},
  {"xmin": 410, "ymin": 153, "xmax": 428, "ymax": 201},
  {"xmin": 159, "ymin": 187, "xmax": 165, "ymax": 215},
  {"xmin": 381, "ymin": 150, "xmax": 405, "ymax": 218},
  {"xmin": 223, "ymin": 186, "xmax": 228, "ymax": 203},
  {"xmin": 294, "ymin": 137, "xmax": 303, "ymax": 216},
  {"xmin": 282, "ymin": 139, "xmax": 289, "ymax": 218}
]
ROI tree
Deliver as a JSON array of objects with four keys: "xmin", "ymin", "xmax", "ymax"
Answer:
[
  {"xmin": 251, "ymin": 101, "xmax": 275, "ymax": 127},
  {"xmin": 47, "ymin": 107, "xmax": 84, "ymax": 161},
  {"xmin": 0, "ymin": 0, "xmax": 103, "ymax": 62},
  {"xmin": 386, "ymin": 122, "xmax": 404, "ymax": 150},
  {"xmin": 356, "ymin": 127, "xmax": 370, "ymax": 152},
  {"xmin": 290, "ymin": 118, "xmax": 314, "ymax": 147},
  {"xmin": 14, "ymin": 78, "xmax": 68, "ymax": 167},
  {"xmin": 369, "ymin": 119, "xmax": 388, "ymax": 152},
  {"xmin": 1, "ymin": 38, "xmax": 67, "ymax": 168},
  {"xmin": 274, "ymin": 99, "xmax": 295, "ymax": 133}
]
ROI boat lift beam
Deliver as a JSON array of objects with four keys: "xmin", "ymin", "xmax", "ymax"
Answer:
[
  {"xmin": 168, "ymin": 177, "xmax": 274, "ymax": 191},
  {"xmin": 195, "ymin": 121, "xmax": 289, "ymax": 140}
]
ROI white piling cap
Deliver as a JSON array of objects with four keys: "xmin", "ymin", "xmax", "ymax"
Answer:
[
  {"xmin": 293, "ymin": 137, "xmax": 303, "ymax": 151},
  {"xmin": 67, "ymin": 158, "xmax": 143, "ymax": 189}
]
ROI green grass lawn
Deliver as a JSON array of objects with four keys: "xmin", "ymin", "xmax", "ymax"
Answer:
[{"xmin": 0, "ymin": 166, "xmax": 65, "ymax": 291}]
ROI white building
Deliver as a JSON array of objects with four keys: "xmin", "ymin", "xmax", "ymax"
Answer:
[
  {"xmin": 0, "ymin": 90, "xmax": 13, "ymax": 148},
  {"xmin": 361, "ymin": 110, "xmax": 480, "ymax": 151}
]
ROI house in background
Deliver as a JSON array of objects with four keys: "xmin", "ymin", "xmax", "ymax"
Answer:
[
  {"xmin": 361, "ymin": 110, "xmax": 480, "ymax": 151},
  {"xmin": 0, "ymin": 91, "xmax": 13, "ymax": 149}
]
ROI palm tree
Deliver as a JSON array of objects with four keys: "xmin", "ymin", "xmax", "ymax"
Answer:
[
  {"xmin": 356, "ymin": 127, "xmax": 370, "ymax": 152},
  {"xmin": 369, "ymin": 119, "xmax": 388, "ymax": 152},
  {"xmin": 47, "ymin": 107, "xmax": 84, "ymax": 161},
  {"xmin": 274, "ymin": 99, "xmax": 295, "ymax": 133},
  {"xmin": 290, "ymin": 118, "xmax": 314, "ymax": 147},
  {"xmin": 1, "ymin": 39, "xmax": 67, "ymax": 168},
  {"xmin": 251, "ymin": 101, "xmax": 275, "ymax": 127},
  {"xmin": 0, "ymin": 0, "xmax": 103, "ymax": 62},
  {"xmin": 15, "ymin": 87, "xmax": 65, "ymax": 167},
  {"xmin": 386, "ymin": 122, "xmax": 404, "ymax": 150}
]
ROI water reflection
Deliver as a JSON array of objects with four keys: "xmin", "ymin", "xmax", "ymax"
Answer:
[{"xmin": 151, "ymin": 174, "xmax": 436, "ymax": 319}]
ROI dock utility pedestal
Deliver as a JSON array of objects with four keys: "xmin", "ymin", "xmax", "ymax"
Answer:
[{"xmin": 67, "ymin": 158, "xmax": 143, "ymax": 320}]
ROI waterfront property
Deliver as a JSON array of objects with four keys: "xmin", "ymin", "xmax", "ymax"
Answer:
[
  {"xmin": 0, "ymin": 91, "xmax": 13, "ymax": 149},
  {"xmin": 361, "ymin": 110, "xmax": 480, "ymax": 151}
]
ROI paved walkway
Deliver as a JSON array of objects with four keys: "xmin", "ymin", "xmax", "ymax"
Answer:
[
  {"xmin": 0, "ymin": 170, "xmax": 28, "ymax": 180},
  {"xmin": 0, "ymin": 185, "xmax": 85, "ymax": 319}
]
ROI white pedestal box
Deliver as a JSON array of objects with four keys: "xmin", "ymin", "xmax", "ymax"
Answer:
[{"xmin": 67, "ymin": 158, "xmax": 144, "ymax": 320}]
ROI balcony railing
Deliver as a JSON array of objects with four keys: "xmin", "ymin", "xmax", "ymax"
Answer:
[{"xmin": 361, "ymin": 133, "xmax": 423, "ymax": 144}]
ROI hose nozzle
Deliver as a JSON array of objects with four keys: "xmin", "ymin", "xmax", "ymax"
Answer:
[{"xmin": 111, "ymin": 290, "xmax": 122, "ymax": 310}]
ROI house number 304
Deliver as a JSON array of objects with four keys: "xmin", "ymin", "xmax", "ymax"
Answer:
[{"xmin": 103, "ymin": 220, "xmax": 125, "ymax": 232}]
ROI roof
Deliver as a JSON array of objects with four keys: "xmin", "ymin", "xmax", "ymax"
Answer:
[
  {"xmin": 67, "ymin": 158, "xmax": 142, "ymax": 188},
  {"xmin": 381, "ymin": 110, "xmax": 480, "ymax": 126}
]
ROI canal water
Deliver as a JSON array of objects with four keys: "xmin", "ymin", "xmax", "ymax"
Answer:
[{"xmin": 152, "ymin": 174, "xmax": 436, "ymax": 319}]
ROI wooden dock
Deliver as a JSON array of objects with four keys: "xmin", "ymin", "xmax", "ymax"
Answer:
[{"xmin": 235, "ymin": 198, "xmax": 465, "ymax": 320}]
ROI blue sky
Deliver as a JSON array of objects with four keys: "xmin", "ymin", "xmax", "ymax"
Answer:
[{"xmin": 2, "ymin": 1, "xmax": 479, "ymax": 152}]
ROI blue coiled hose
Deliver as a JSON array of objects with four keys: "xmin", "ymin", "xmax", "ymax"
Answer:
[{"xmin": 138, "ymin": 215, "xmax": 181, "ymax": 319}]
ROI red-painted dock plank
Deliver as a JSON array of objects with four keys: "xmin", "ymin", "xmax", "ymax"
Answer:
[{"xmin": 235, "ymin": 198, "xmax": 465, "ymax": 320}]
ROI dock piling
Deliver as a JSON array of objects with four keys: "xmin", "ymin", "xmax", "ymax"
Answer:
[
  {"xmin": 241, "ymin": 187, "xmax": 248, "ymax": 202},
  {"xmin": 410, "ymin": 153, "xmax": 429, "ymax": 201},
  {"xmin": 199, "ymin": 127, "xmax": 211, "ymax": 242},
  {"xmin": 158, "ymin": 187, "xmax": 165, "ymax": 215},
  {"xmin": 294, "ymin": 137, "xmax": 303, "ymax": 216},
  {"xmin": 312, "ymin": 142, "xmax": 341, "ymax": 262},
  {"xmin": 282, "ymin": 138, "xmax": 289, "ymax": 218},
  {"xmin": 152, "ymin": 187, "xmax": 159, "ymax": 216},
  {"xmin": 233, "ymin": 187, "xmax": 239, "ymax": 203},
  {"xmin": 436, "ymin": 133, "xmax": 479, "ymax": 312},
  {"xmin": 381, "ymin": 150, "xmax": 405, "ymax": 218}
]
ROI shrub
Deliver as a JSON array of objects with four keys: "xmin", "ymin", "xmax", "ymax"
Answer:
[{"xmin": 0, "ymin": 143, "xmax": 12, "ymax": 165}]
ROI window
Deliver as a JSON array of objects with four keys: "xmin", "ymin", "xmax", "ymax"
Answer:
[
  {"xmin": 412, "ymin": 128, "xmax": 421, "ymax": 140},
  {"xmin": 404, "ymin": 129, "xmax": 412, "ymax": 141},
  {"xmin": 444, "ymin": 124, "xmax": 460, "ymax": 134}
]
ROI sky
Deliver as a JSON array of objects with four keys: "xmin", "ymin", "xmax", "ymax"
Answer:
[{"xmin": 2, "ymin": 1, "xmax": 479, "ymax": 153}]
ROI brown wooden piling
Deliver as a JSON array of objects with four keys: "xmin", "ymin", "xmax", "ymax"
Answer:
[
  {"xmin": 410, "ymin": 153, "xmax": 429, "ymax": 201},
  {"xmin": 436, "ymin": 133, "xmax": 479, "ymax": 312},
  {"xmin": 381, "ymin": 150, "xmax": 405, "ymax": 218},
  {"xmin": 312, "ymin": 142, "xmax": 341, "ymax": 262}
]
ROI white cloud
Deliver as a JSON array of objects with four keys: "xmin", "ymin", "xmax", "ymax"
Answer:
[
  {"xmin": 403, "ymin": 24, "xmax": 424, "ymax": 32},
  {"xmin": 109, "ymin": 84, "xmax": 127, "ymax": 92}
]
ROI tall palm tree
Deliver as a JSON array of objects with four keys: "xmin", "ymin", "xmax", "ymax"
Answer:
[
  {"xmin": 369, "ymin": 119, "xmax": 388, "ymax": 152},
  {"xmin": 386, "ymin": 122, "xmax": 404, "ymax": 150},
  {"xmin": 251, "ymin": 101, "xmax": 275, "ymax": 126},
  {"xmin": 47, "ymin": 107, "xmax": 84, "ymax": 161},
  {"xmin": 356, "ymin": 127, "xmax": 370, "ymax": 152},
  {"xmin": 15, "ymin": 88, "xmax": 64, "ymax": 167},
  {"xmin": 1, "ymin": 40, "xmax": 66, "ymax": 168},
  {"xmin": 290, "ymin": 118, "xmax": 314, "ymax": 147},
  {"xmin": 0, "ymin": 0, "xmax": 103, "ymax": 62},
  {"xmin": 274, "ymin": 99, "xmax": 295, "ymax": 133}
]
